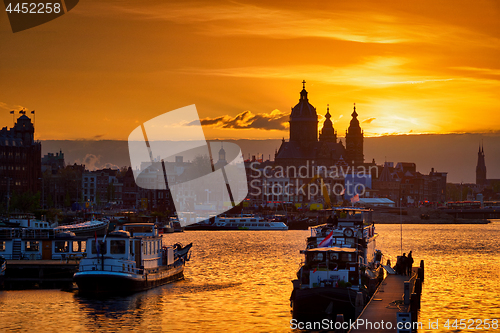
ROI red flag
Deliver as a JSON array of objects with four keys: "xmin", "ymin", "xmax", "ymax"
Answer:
[{"xmin": 350, "ymin": 194, "xmax": 359, "ymax": 203}]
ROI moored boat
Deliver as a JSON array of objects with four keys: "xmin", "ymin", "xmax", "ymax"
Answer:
[
  {"xmin": 54, "ymin": 219, "xmax": 109, "ymax": 237},
  {"xmin": 290, "ymin": 207, "xmax": 384, "ymax": 320},
  {"xmin": 73, "ymin": 223, "xmax": 191, "ymax": 295},
  {"xmin": 185, "ymin": 214, "xmax": 288, "ymax": 231}
]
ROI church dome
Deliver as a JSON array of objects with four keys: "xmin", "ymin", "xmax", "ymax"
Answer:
[{"xmin": 290, "ymin": 80, "xmax": 317, "ymax": 120}]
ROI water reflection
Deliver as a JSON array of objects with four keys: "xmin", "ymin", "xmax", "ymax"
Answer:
[{"xmin": 0, "ymin": 223, "xmax": 499, "ymax": 332}]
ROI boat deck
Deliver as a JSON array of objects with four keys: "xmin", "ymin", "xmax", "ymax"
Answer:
[
  {"xmin": 349, "ymin": 267, "xmax": 418, "ymax": 333},
  {"xmin": 6, "ymin": 260, "xmax": 80, "ymax": 266}
]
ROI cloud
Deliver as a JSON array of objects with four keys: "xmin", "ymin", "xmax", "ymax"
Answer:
[
  {"xmin": 179, "ymin": 58, "xmax": 460, "ymax": 88},
  {"xmin": 362, "ymin": 118, "xmax": 376, "ymax": 124},
  {"xmin": 106, "ymin": 2, "xmax": 500, "ymax": 48},
  {"xmin": 450, "ymin": 66, "xmax": 500, "ymax": 76},
  {"xmin": 197, "ymin": 109, "xmax": 289, "ymax": 131},
  {"xmin": 0, "ymin": 102, "xmax": 27, "ymax": 111},
  {"xmin": 74, "ymin": 154, "xmax": 101, "ymax": 171}
]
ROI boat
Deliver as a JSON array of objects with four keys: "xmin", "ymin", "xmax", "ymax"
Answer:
[
  {"xmin": 73, "ymin": 223, "xmax": 191, "ymax": 295},
  {"xmin": 1, "ymin": 213, "xmax": 52, "ymax": 229},
  {"xmin": 54, "ymin": 219, "xmax": 109, "ymax": 237},
  {"xmin": 0, "ymin": 226, "xmax": 88, "ymax": 260},
  {"xmin": 290, "ymin": 207, "xmax": 384, "ymax": 320},
  {"xmin": 171, "ymin": 217, "xmax": 185, "ymax": 232},
  {"xmin": 185, "ymin": 214, "xmax": 288, "ymax": 231},
  {"xmin": 0, "ymin": 256, "xmax": 6, "ymax": 288}
]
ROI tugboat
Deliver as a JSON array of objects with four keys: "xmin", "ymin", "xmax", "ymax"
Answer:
[
  {"xmin": 290, "ymin": 208, "xmax": 384, "ymax": 320},
  {"xmin": 74, "ymin": 223, "xmax": 191, "ymax": 295}
]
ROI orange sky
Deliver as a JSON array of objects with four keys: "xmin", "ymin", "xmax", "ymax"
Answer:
[{"xmin": 1, "ymin": 0, "xmax": 499, "ymax": 140}]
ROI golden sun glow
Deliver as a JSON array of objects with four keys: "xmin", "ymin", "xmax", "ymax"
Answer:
[{"xmin": 0, "ymin": 0, "xmax": 499, "ymax": 140}]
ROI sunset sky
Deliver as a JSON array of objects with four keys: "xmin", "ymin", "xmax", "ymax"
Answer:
[{"xmin": 1, "ymin": 0, "xmax": 499, "ymax": 141}]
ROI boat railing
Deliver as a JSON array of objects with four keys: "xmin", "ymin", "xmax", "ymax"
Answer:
[
  {"xmin": 79, "ymin": 262, "xmax": 141, "ymax": 274},
  {"xmin": 0, "ymin": 228, "xmax": 56, "ymax": 239},
  {"xmin": 2, "ymin": 253, "xmax": 42, "ymax": 260}
]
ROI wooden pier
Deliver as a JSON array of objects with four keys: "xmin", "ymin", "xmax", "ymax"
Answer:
[
  {"xmin": 346, "ymin": 261, "xmax": 424, "ymax": 333},
  {"xmin": 3, "ymin": 260, "xmax": 78, "ymax": 290}
]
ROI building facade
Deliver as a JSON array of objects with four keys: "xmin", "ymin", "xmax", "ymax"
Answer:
[{"xmin": 0, "ymin": 115, "xmax": 41, "ymax": 207}]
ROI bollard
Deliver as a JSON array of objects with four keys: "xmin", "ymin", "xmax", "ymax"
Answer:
[
  {"xmin": 414, "ymin": 278, "xmax": 422, "ymax": 295},
  {"xmin": 355, "ymin": 292, "xmax": 364, "ymax": 318},
  {"xmin": 410, "ymin": 293, "xmax": 419, "ymax": 328},
  {"xmin": 419, "ymin": 260, "xmax": 425, "ymax": 282},
  {"xmin": 336, "ymin": 314, "xmax": 345, "ymax": 333},
  {"xmin": 404, "ymin": 281, "xmax": 410, "ymax": 305}
]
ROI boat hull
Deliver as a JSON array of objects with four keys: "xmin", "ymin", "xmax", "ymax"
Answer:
[
  {"xmin": 74, "ymin": 265, "xmax": 184, "ymax": 295},
  {"xmin": 291, "ymin": 287, "xmax": 367, "ymax": 320}
]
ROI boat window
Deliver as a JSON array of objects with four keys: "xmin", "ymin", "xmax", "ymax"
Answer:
[
  {"xmin": 55, "ymin": 241, "xmax": 70, "ymax": 253},
  {"xmin": 130, "ymin": 240, "xmax": 134, "ymax": 254},
  {"xmin": 229, "ymin": 219, "xmax": 235, "ymax": 222},
  {"xmin": 91, "ymin": 240, "xmax": 107, "ymax": 254},
  {"xmin": 25, "ymin": 240, "xmax": 39, "ymax": 252},
  {"xmin": 265, "ymin": 224, "xmax": 270, "ymax": 227},
  {"xmin": 250, "ymin": 219, "xmax": 256, "ymax": 222},
  {"xmin": 251, "ymin": 224, "xmax": 257, "ymax": 227},
  {"xmin": 341, "ymin": 253, "xmax": 354, "ymax": 262},
  {"xmin": 308, "ymin": 252, "xmax": 324, "ymax": 262},
  {"xmin": 329, "ymin": 253, "xmax": 339, "ymax": 261},
  {"xmin": 72, "ymin": 241, "xmax": 86, "ymax": 253},
  {"xmin": 143, "ymin": 242, "xmax": 147, "ymax": 255},
  {"xmin": 0, "ymin": 241, "xmax": 5, "ymax": 251},
  {"xmin": 110, "ymin": 240, "xmax": 126, "ymax": 254}
]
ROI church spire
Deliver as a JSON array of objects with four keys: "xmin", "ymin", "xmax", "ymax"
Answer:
[
  {"xmin": 351, "ymin": 103, "xmax": 358, "ymax": 118},
  {"xmin": 345, "ymin": 103, "xmax": 364, "ymax": 165},
  {"xmin": 300, "ymin": 80, "xmax": 308, "ymax": 100},
  {"xmin": 319, "ymin": 104, "xmax": 336, "ymax": 142},
  {"xmin": 476, "ymin": 141, "xmax": 487, "ymax": 185}
]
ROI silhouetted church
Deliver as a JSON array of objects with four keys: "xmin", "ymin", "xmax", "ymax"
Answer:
[
  {"xmin": 274, "ymin": 81, "xmax": 365, "ymax": 167},
  {"xmin": 476, "ymin": 144, "xmax": 487, "ymax": 185},
  {"xmin": 475, "ymin": 144, "xmax": 499, "ymax": 186}
]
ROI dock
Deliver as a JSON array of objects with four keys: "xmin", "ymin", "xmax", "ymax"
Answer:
[
  {"xmin": 3, "ymin": 260, "xmax": 78, "ymax": 290},
  {"xmin": 347, "ymin": 262, "xmax": 424, "ymax": 333}
]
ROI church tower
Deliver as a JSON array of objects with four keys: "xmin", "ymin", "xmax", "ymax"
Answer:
[
  {"xmin": 345, "ymin": 103, "xmax": 364, "ymax": 165},
  {"xmin": 476, "ymin": 144, "xmax": 487, "ymax": 185},
  {"xmin": 319, "ymin": 105, "xmax": 337, "ymax": 142},
  {"xmin": 289, "ymin": 80, "xmax": 318, "ymax": 144}
]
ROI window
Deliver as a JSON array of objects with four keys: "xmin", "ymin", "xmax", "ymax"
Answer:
[
  {"xmin": 0, "ymin": 240, "xmax": 6, "ymax": 251},
  {"xmin": 72, "ymin": 241, "xmax": 86, "ymax": 253},
  {"xmin": 55, "ymin": 241, "xmax": 69, "ymax": 253},
  {"xmin": 110, "ymin": 240, "xmax": 126, "ymax": 254},
  {"xmin": 341, "ymin": 253, "xmax": 354, "ymax": 262},
  {"xmin": 91, "ymin": 240, "xmax": 107, "ymax": 254},
  {"xmin": 130, "ymin": 240, "xmax": 134, "ymax": 255},
  {"xmin": 24, "ymin": 241, "xmax": 40, "ymax": 252}
]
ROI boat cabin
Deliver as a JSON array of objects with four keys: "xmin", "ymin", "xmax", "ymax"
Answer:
[
  {"xmin": 300, "ymin": 247, "xmax": 360, "ymax": 288},
  {"xmin": 78, "ymin": 223, "xmax": 174, "ymax": 275},
  {"xmin": 0, "ymin": 229, "xmax": 87, "ymax": 260}
]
